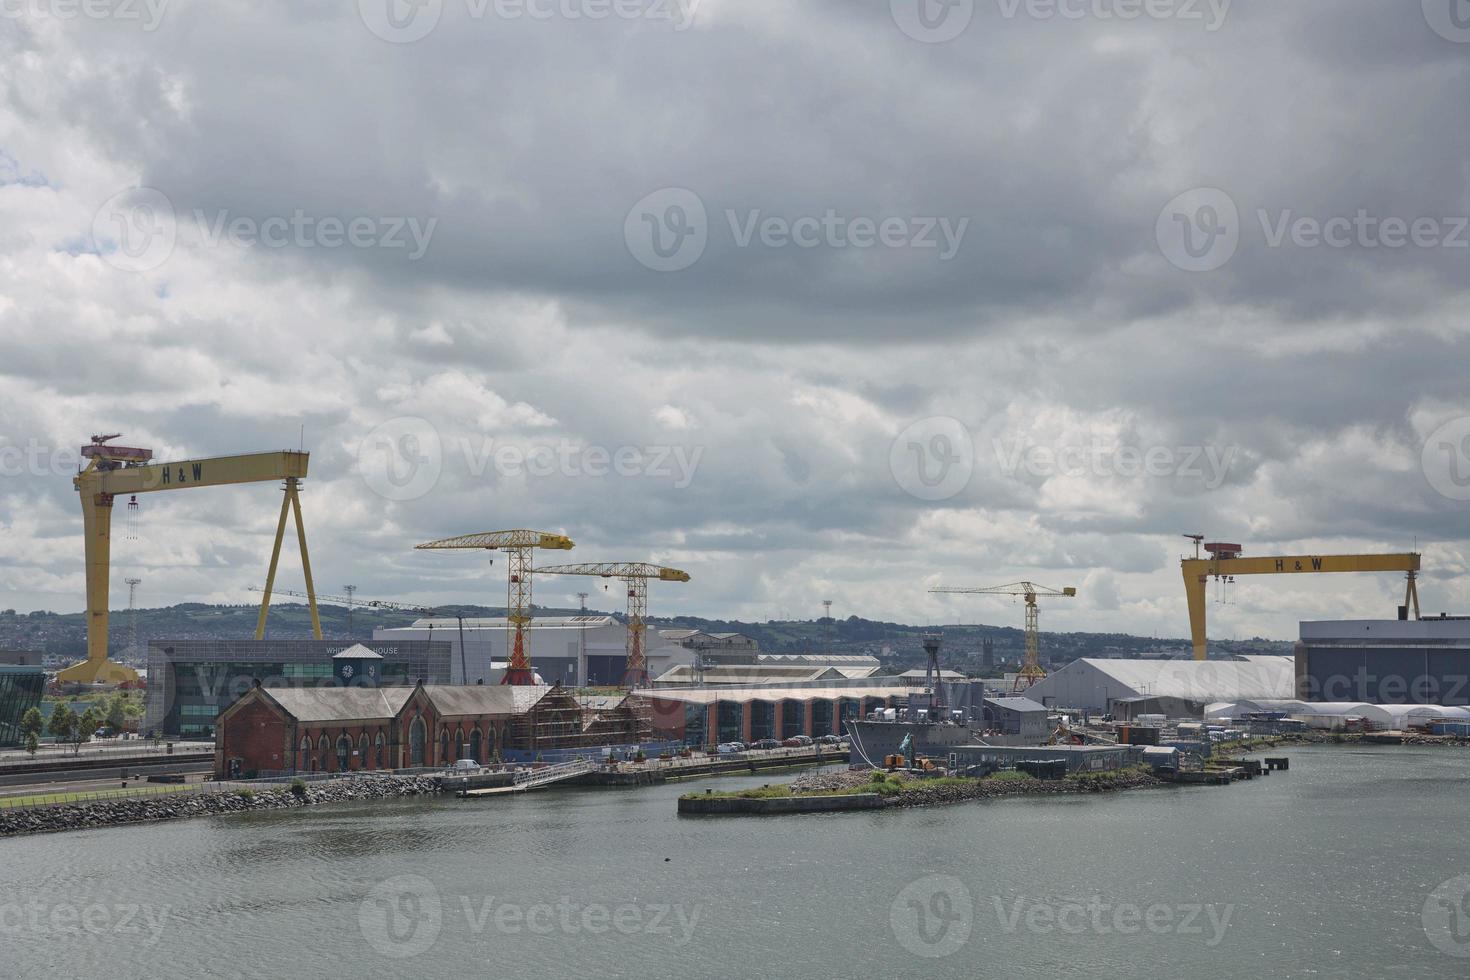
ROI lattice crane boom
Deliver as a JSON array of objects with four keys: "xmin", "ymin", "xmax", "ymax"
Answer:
[
  {"xmin": 534, "ymin": 562, "xmax": 691, "ymax": 688},
  {"xmin": 930, "ymin": 581, "xmax": 1077, "ymax": 692},
  {"xmin": 414, "ymin": 530, "xmax": 575, "ymax": 685}
]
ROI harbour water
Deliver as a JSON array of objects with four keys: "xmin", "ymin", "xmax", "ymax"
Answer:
[{"xmin": 4, "ymin": 745, "xmax": 1470, "ymax": 979}]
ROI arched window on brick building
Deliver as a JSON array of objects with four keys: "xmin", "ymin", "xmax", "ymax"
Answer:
[
  {"xmin": 471, "ymin": 729, "xmax": 482, "ymax": 762},
  {"xmin": 409, "ymin": 716, "xmax": 426, "ymax": 767},
  {"xmin": 336, "ymin": 734, "xmax": 351, "ymax": 771},
  {"xmin": 298, "ymin": 736, "xmax": 310, "ymax": 772},
  {"xmin": 318, "ymin": 734, "xmax": 330, "ymax": 770},
  {"xmin": 375, "ymin": 732, "xmax": 385, "ymax": 769}
]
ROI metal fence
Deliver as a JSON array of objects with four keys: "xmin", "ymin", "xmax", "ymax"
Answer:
[
  {"xmin": 0, "ymin": 782, "xmax": 201, "ymax": 811},
  {"xmin": 0, "ymin": 740, "xmax": 213, "ymax": 767}
]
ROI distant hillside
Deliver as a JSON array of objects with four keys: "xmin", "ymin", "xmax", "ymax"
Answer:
[{"xmin": 0, "ymin": 602, "xmax": 1292, "ymax": 674}]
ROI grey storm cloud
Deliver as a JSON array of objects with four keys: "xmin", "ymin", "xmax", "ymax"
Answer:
[{"xmin": 0, "ymin": 0, "xmax": 1468, "ymax": 640}]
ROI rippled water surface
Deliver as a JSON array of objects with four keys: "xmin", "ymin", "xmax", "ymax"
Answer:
[{"xmin": 4, "ymin": 745, "xmax": 1470, "ymax": 979}]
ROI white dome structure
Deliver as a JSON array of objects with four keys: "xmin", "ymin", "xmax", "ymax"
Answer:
[{"xmin": 1289, "ymin": 702, "xmax": 1394, "ymax": 731}]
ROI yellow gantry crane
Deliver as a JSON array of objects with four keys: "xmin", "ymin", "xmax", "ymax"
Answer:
[
  {"xmin": 414, "ymin": 530, "xmax": 574, "ymax": 685},
  {"xmin": 533, "ymin": 562, "xmax": 691, "ymax": 689},
  {"xmin": 1181, "ymin": 537, "xmax": 1422, "ymax": 661},
  {"xmin": 62, "ymin": 434, "xmax": 321, "ymax": 686},
  {"xmin": 930, "ymin": 582, "xmax": 1077, "ymax": 692}
]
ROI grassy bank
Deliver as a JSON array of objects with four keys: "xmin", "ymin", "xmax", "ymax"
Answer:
[{"xmin": 680, "ymin": 765, "xmax": 1157, "ymax": 805}]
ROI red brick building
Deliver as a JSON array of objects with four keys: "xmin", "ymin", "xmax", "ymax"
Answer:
[{"xmin": 215, "ymin": 682, "xmax": 627, "ymax": 777}]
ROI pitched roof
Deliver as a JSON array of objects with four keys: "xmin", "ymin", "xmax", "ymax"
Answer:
[
  {"xmin": 986, "ymin": 696, "xmax": 1046, "ymax": 713},
  {"xmin": 333, "ymin": 644, "xmax": 384, "ymax": 660},
  {"xmin": 422, "ymin": 685, "xmax": 551, "ymax": 717},
  {"xmin": 261, "ymin": 685, "xmax": 414, "ymax": 723},
  {"xmin": 1029, "ymin": 657, "xmax": 1294, "ymax": 703}
]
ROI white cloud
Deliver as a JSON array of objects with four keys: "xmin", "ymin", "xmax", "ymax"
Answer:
[{"xmin": 0, "ymin": 1, "xmax": 1465, "ymax": 643}]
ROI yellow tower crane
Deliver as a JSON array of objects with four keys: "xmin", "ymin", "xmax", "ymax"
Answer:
[
  {"xmin": 533, "ymin": 562, "xmax": 691, "ymax": 689},
  {"xmin": 1180, "ymin": 537, "xmax": 1422, "ymax": 661},
  {"xmin": 62, "ymin": 434, "xmax": 321, "ymax": 686},
  {"xmin": 930, "ymin": 582, "xmax": 1077, "ymax": 692},
  {"xmin": 414, "ymin": 530, "xmax": 574, "ymax": 685}
]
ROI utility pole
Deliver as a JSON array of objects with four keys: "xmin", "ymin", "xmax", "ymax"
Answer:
[
  {"xmin": 343, "ymin": 584, "xmax": 357, "ymax": 636},
  {"xmin": 822, "ymin": 599, "xmax": 834, "ymax": 649},
  {"xmin": 125, "ymin": 577, "xmax": 141, "ymax": 661},
  {"xmin": 576, "ymin": 592, "xmax": 589, "ymax": 689}
]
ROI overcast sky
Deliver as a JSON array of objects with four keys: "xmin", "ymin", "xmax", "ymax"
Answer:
[{"xmin": 2, "ymin": 0, "xmax": 1469, "ymax": 643}]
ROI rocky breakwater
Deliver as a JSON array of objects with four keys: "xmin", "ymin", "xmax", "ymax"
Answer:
[{"xmin": 0, "ymin": 775, "xmax": 443, "ymax": 838}]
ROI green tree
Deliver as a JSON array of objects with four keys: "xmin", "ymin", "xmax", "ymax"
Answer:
[
  {"xmin": 73, "ymin": 707, "xmax": 101, "ymax": 754},
  {"xmin": 105, "ymin": 694, "xmax": 129, "ymax": 732},
  {"xmin": 24, "ymin": 731, "xmax": 39, "ymax": 756},
  {"xmin": 48, "ymin": 704, "xmax": 75, "ymax": 746},
  {"xmin": 19, "ymin": 706, "xmax": 43, "ymax": 742}
]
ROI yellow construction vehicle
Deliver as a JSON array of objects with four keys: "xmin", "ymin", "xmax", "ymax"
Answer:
[{"xmin": 61, "ymin": 434, "xmax": 321, "ymax": 686}]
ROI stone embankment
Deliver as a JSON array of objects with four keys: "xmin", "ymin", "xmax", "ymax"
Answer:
[{"xmin": 0, "ymin": 775, "xmax": 442, "ymax": 838}]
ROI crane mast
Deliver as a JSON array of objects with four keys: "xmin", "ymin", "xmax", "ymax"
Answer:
[
  {"xmin": 414, "ymin": 530, "xmax": 574, "ymax": 685},
  {"xmin": 930, "ymin": 582, "xmax": 1077, "ymax": 692},
  {"xmin": 534, "ymin": 562, "xmax": 690, "ymax": 688}
]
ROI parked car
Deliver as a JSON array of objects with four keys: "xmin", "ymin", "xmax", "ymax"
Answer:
[
  {"xmin": 783, "ymin": 735, "xmax": 813, "ymax": 747},
  {"xmin": 93, "ymin": 727, "xmax": 115, "ymax": 739},
  {"xmin": 754, "ymin": 738, "xmax": 782, "ymax": 750},
  {"xmin": 451, "ymin": 758, "xmax": 480, "ymax": 772},
  {"xmin": 818, "ymin": 734, "xmax": 842, "ymax": 745},
  {"xmin": 716, "ymin": 742, "xmax": 743, "ymax": 755}
]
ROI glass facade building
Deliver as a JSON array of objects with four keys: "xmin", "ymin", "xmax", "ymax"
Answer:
[
  {"xmin": 144, "ymin": 639, "xmax": 453, "ymax": 737},
  {"xmin": 0, "ymin": 665, "xmax": 45, "ymax": 746}
]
